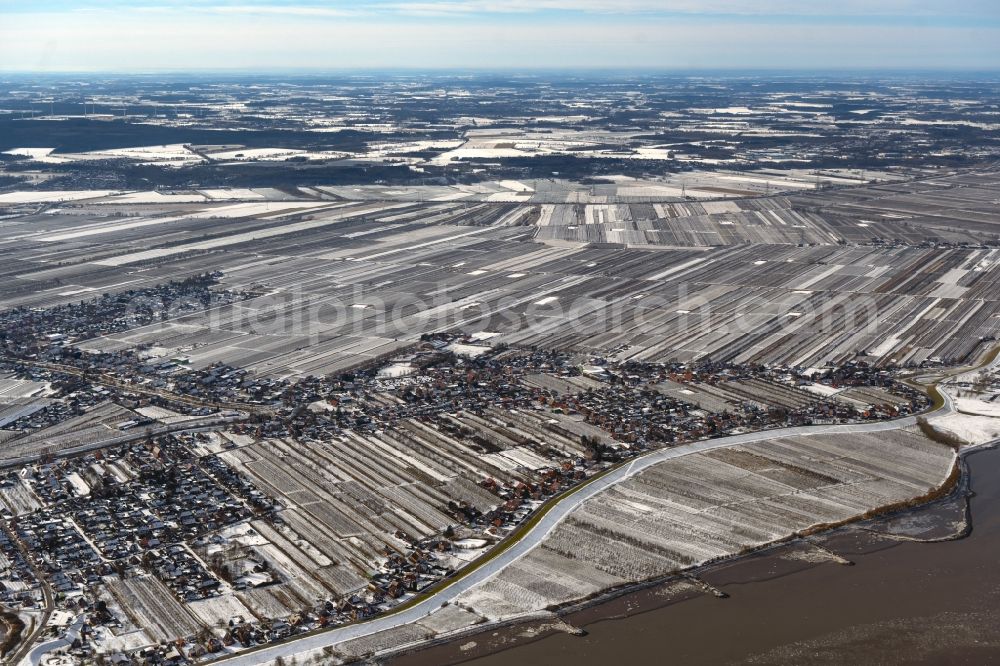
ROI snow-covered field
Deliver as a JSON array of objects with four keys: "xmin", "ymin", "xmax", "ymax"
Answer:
[
  {"xmin": 100, "ymin": 191, "xmax": 210, "ymax": 204},
  {"xmin": 88, "ymin": 143, "xmax": 203, "ymax": 164},
  {"xmin": 456, "ymin": 427, "xmax": 953, "ymax": 620},
  {"xmin": 199, "ymin": 188, "xmax": 267, "ymax": 200},
  {"xmin": 93, "ymin": 202, "xmax": 397, "ymax": 266},
  {"xmin": 931, "ymin": 413, "xmax": 1000, "ymax": 445},
  {"xmin": 955, "ymin": 397, "xmax": 1000, "ymax": 418},
  {"xmin": 2, "ymin": 147, "xmax": 69, "ymax": 163},
  {"xmin": 187, "ymin": 594, "xmax": 255, "ymax": 628},
  {"xmin": 0, "ymin": 190, "xmax": 120, "ymax": 203},
  {"xmin": 205, "ymin": 148, "xmax": 305, "ymax": 161},
  {"xmin": 38, "ymin": 215, "xmax": 189, "ymax": 242},
  {"xmin": 802, "ymin": 382, "xmax": 843, "ymax": 397}
]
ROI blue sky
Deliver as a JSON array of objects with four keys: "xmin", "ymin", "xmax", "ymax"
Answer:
[{"xmin": 1, "ymin": 1, "xmax": 998, "ymax": 71}]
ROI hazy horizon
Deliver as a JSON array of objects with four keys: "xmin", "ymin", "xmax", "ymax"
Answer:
[
  {"xmin": 3, "ymin": 67, "xmax": 1000, "ymax": 76},
  {"xmin": 1, "ymin": 0, "xmax": 998, "ymax": 72}
]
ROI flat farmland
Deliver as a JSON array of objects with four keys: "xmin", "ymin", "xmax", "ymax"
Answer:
[
  {"xmin": 218, "ymin": 428, "xmax": 519, "ymax": 593},
  {"xmin": 455, "ymin": 427, "xmax": 953, "ymax": 620},
  {"xmin": 0, "ymin": 171, "xmax": 995, "ymax": 379},
  {"xmin": 106, "ymin": 575, "xmax": 202, "ymax": 642}
]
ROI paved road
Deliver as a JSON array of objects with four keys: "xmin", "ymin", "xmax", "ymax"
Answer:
[
  {"xmin": 209, "ymin": 396, "xmax": 953, "ymax": 666},
  {"xmin": 20, "ymin": 616, "xmax": 82, "ymax": 666}
]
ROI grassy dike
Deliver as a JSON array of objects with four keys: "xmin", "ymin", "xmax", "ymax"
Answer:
[
  {"xmin": 829, "ymin": 343, "xmax": 1000, "ymax": 537},
  {"xmin": 390, "ymin": 456, "xmax": 626, "ymax": 613},
  {"xmin": 921, "ymin": 343, "xmax": 1000, "ymax": 412}
]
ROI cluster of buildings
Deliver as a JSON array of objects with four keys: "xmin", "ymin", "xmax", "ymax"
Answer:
[
  {"xmin": 14, "ymin": 512, "xmax": 101, "ymax": 587},
  {"xmin": 0, "ymin": 274, "xmax": 239, "ymax": 358},
  {"xmin": 0, "ymin": 373, "xmax": 107, "ymax": 434},
  {"xmin": 0, "ymin": 290, "xmax": 933, "ymax": 664},
  {"xmin": 0, "ymin": 524, "xmax": 43, "ymax": 610},
  {"xmin": 1, "ymin": 437, "xmax": 268, "ymax": 606}
]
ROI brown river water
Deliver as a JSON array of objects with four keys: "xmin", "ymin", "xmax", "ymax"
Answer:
[{"xmin": 393, "ymin": 445, "xmax": 1000, "ymax": 666}]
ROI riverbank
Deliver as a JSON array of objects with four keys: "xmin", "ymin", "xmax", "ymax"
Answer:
[{"xmin": 391, "ymin": 442, "xmax": 1000, "ymax": 666}]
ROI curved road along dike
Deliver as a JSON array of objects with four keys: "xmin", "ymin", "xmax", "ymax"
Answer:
[
  {"xmin": 21, "ymin": 618, "xmax": 83, "ymax": 666},
  {"xmin": 204, "ymin": 390, "xmax": 956, "ymax": 666}
]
